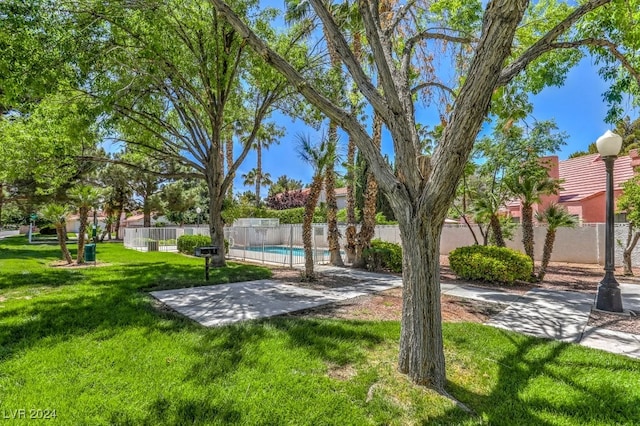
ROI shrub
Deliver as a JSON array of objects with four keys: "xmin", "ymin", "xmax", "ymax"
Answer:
[
  {"xmin": 38, "ymin": 225, "xmax": 58, "ymax": 235},
  {"xmin": 177, "ymin": 235, "xmax": 212, "ymax": 255},
  {"xmin": 363, "ymin": 239, "xmax": 402, "ymax": 273},
  {"xmin": 448, "ymin": 245, "xmax": 532, "ymax": 285}
]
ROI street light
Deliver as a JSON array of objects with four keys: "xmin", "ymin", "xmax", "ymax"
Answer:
[
  {"xmin": 196, "ymin": 207, "xmax": 202, "ymax": 228},
  {"xmin": 595, "ymin": 130, "xmax": 624, "ymax": 312}
]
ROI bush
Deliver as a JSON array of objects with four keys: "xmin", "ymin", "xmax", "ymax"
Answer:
[
  {"xmin": 177, "ymin": 235, "xmax": 230, "ymax": 255},
  {"xmin": 449, "ymin": 245, "xmax": 532, "ymax": 285},
  {"xmin": 177, "ymin": 235, "xmax": 212, "ymax": 255},
  {"xmin": 38, "ymin": 225, "xmax": 58, "ymax": 235},
  {"xmin": 363, "ymin": 239, "xmax": 402, "ymax": 273}
]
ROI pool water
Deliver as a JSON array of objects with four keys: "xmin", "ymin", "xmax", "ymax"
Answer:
[{"xmin": 246, "ymin": 246, "xmax": 329, "ymax": 257}]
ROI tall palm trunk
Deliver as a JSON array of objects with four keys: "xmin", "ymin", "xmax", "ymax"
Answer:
[
  {"xmin": 537, "ymin": 228, "xmax": 556, "ymax": 281},
  {"xmin": 521, "ymin": 202, "xmax": 534, "ymax": 273},
  {"xmin": 353, "ymin": 112, "xmax": 381, "ymax": 267},
  {"xmin": 623, "ymin": 225, "xmax": 640, "ymax": 275},
  {"xmin": 326, "ymin": 122, "xmax": 343, "ymax": 266},
  {"xmin": 255, "ymin": 143, "xmax": 262, "ymax": 206},
  {"xmin": 490, "ymin": 214, "xmax": 505, "ymax": 247},
  {"xmin": 77, "ymin": 206, "xmax": 89, "ymax": 264},
  {"xmin": 302, "ymin": 176, "xmax": 324, "ymax": 280},
  {"xmin": 344, "ymin": 31, "xmax": 361, "ymax": 264},
  {"xmin": 56, "ymin": 223, "xmax": 73, "ymax": 264}
]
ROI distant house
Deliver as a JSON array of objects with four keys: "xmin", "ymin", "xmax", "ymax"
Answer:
[
  {"xmin": 65, "ymin": 210, "xmax": 108, "ymax": 233},
  {"xmin": 507, "ymin": 151, "xmax": 640, "ymax": 223}
]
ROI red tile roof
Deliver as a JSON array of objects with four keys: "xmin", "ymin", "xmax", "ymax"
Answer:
[{"xmin": 558, "ymin": 153, "xmax": 635, "ymax": 202}]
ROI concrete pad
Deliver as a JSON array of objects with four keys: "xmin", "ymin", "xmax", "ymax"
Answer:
[
  {"xmin": 442, "ymin": 285, "xmax": 521, "ymax": 304},
  {"xmin": 151, "ymin": 276, "xmax": 402, "ymax": 327},
  {"xmin": 580, "ymin": 326, "xmax": 640, "ymax": 359},
  {"xmin": 487, "ymin": 289, "xmax": 593, "ymax": 343},
  {"xmin": 620, "ymin": 283, "xmax": 640, "ymax": 312}
]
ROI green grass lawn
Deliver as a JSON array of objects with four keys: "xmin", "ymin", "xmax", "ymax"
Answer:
[{"xmin": 1, "ymin": 235, "xmax": 639, "ymax": 425}]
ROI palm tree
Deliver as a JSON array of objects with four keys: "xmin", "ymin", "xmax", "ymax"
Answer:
[
  {"xmin": 69, "ymin": 185, "xmax": 102, "ymax": 264},
  {"xmin": 472, "ymin": 192, "xmax": 506, "ymax": 247},
  {"xmin": 40, "ymin": 203, "xmax": 73, "ymax": 264},
  {"xmin": 297, "ymin": 133, "xmax": 336, "ymax": 280},
  {"xmin": 505, "ymin": 170, "xmax": 560, "ymax": 274},
  {"xmin": 535, "ymin": 204, "xmax": 576, "ymax": 281},
  {"xmin": 241, "ymin": 168, "xmax": 273, "ymax": 205},
  {"xmin": 251, "ymin": 130, "xmax": 279, "ymax": 206}
]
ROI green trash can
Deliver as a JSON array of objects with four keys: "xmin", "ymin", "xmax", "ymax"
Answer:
[{"xmin": 85, "ymin": 244, "xmax": 96, "ymax": 262}]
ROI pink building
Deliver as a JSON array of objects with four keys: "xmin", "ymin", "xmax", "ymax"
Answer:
[{"xmin": 507, "ymin": 151, "xmax": 640, "ymax": 223}]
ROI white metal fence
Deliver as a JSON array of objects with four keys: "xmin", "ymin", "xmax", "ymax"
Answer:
[
  {"xmin": 124, "ymin": 222, "xmax": 640, "ymax": 266},
  {"xmin": 123, "ymin": 227, "xmax": 210, "ymax": 252}
]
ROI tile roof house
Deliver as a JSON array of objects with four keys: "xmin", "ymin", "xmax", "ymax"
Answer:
[{"xmin": 507, "ymin": 151, "xmax": 640, "ymax": 223}]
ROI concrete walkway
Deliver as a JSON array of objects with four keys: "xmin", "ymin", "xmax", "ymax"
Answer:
[
  {"xmin": 151, "ymin": 265, "xmax": 640, "ymax": 359},
  {"xmin": 151, "ymin": 266, "xmax": 402, "ymax": 327}
]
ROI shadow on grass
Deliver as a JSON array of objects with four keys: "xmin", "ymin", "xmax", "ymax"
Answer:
[{"xmin": 434, "ymin": 324, "xmax": 640, "ymax": 425}]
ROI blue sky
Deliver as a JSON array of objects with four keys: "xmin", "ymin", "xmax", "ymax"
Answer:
[{"xmin": 235, "ymin": 56, "xmax": 636, "ymax": 194}]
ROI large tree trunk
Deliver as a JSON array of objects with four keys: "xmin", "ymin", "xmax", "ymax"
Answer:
[
  {"xmin": 226, "ymin": 138, "xmax": 234, "ymax": 200},
  {"xmin": 207, "ymin": 172, "xmax": 227, "ymax": 268},
  {"xmin": 521, "ymin": 202, "xmax": 535, "ymax": 273},
  {"xmin": 302, "ymin": 176, "xmax": 324, "ymax": 280},
  {"xmin": 623, "ymin": 224, "xmax": 640, "ymax": 275},
  {"xmin": 326, "ymin": 122, "xmax": 344, "ymax": 266},
  {"xmin": 77, "ymin": 206, "xmax": 88, "ymax": 264},
  {"xmin": 537, "ymin": 229, "xmax": 556, "ymax": 281},
  {"xmin": 398, "ymin": 216, "xmax": 445, "ymax": 390}
]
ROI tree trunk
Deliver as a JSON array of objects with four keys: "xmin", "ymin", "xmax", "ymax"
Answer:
[
  {"xmin": 56, "ymin": 224, "xmax": 73, "ymax": 264},
  {"xmin": 521, "ymin": 202, "xmax": 535, "ymax": 273},
  {"xmin": 344, "ymin": 32, "xmax": 360, "ymax": 265},
  {"xmin": 77, "ymin": 206, "xmax": 88, "ymax": 264},
  {"xmin": 537, "ymin": 229, "xmax": 556, "ymax": 281},
  {"xmin": 114, "ymin": 208, "xmax": 122, "ymax": 240},
  {"xmin": 0, "ymin": 182, "xmax": 4, "ymax": 231},
  {"xmin": 489, "ymin": 214, "xmax": 505, "ymax": 247},
  {"xmin": 255, "ymin": 143, "xmax": 262, "ymax": 206},
  {"xmin": 302, "ymin": 176, "xmax": 324, "ymax": 280},
  {"xmin": 207, "ymin": 176, "xmax": 227, "ymax": 268},
  {"xmin": 326, "ymin": 122, "xmax": 344, "ymax": 266},
  {"xmin": 398, "ymin": 216, "xmax": 446, "ymax": 390},
  {"xmin": 143, "ymin": 196, "xmax": 152, "ymax": 228},
  {"xmin": 353, "ymin": 112, "xmax": 381, "ymax": 268},
  {"xmin": 226, "ymin": 138, "xmax": 234, "ymax": 199},
  {"xmin": 623, "ymin": 225, "xmax": 640, "ymax": 275}
]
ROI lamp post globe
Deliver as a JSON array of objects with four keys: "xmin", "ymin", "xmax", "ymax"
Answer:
[{"xmin": 595, "ymin": 130, "xmax": 624, "ymax": 312}]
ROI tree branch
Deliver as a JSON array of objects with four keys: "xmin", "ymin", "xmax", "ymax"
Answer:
[
  {"xmin": 209, "ymin": 0, "xmax": 401, "ymax": 198},
  {"xmin": 498, "ymin": 0, "xmax": 613, "ymax": 86}
]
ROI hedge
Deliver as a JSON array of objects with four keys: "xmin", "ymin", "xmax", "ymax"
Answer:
[
  {"xmin": 448, "ymin": 245, "xmax": 532, "ymax": 285},
  {"xmin": 363, "ymin": 239, "xmax": 402, "ymax": 273},
  {"xmin": 177, "ymin": 235, "xmax": 212, "ymax": 255}
]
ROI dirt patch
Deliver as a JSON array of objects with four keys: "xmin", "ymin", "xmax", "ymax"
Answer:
[
  {"xmin": 588, "ymin": 309, "xmax": 640, "ymax": 335},
  {"xmin": 326, "ymin": 363, "xmax": 357, "ymax": 381},
  {"xmin": 271, "ymin": 267, "xmax": 365, "ymax": 290},
  {"xmin": 282, "ymin": 286, "xmax": 504, "ymax": 323},
  {"xmin": 273, "ymin": 261, "xmax": 640, "ymax": 334},
  {"xmin": 50, "ymin": 260, "xmax": 111, "ymax": 268}
]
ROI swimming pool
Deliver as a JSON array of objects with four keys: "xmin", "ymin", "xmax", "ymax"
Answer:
[{"xmin": 246, "ymin": 245, "xmax": 329, "ymax": 257}]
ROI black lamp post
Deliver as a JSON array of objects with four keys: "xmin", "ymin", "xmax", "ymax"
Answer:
[
  {"xmin": 196, "ymin": 207, "xmax": 202, "ymax": 228},
  {"xmin": 595, "ymin": 130, "xmax": 624, "ymax": 312}
]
